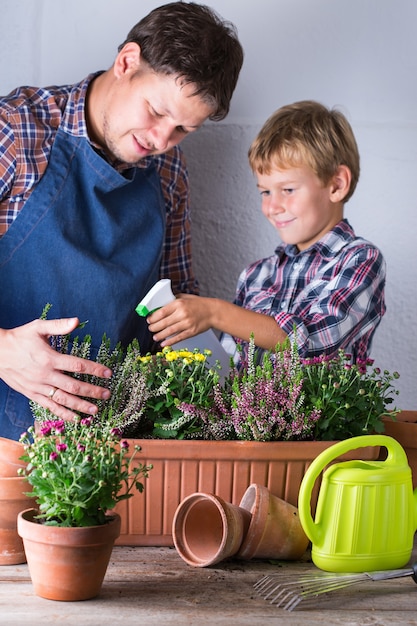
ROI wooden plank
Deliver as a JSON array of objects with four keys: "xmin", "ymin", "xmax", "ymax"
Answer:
[{"xmin": 1, "ymin": 543, "xmax": 417, "ymax": 625}]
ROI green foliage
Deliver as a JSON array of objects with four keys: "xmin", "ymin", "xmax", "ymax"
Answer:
[
  {"xmin": 32, "ymin": 305, "xmax": 401, "ymax": 444},
  {"xmin": 19, "ymin": 418, "xmax": 152, "ymax": 527},
  {"xmin": 130, "ymin": 346, "xmax": 221, "ymax": 439},
  {"xmin": 301, "ymin": 351, "xmax": 400, "ymax": 440},
  {"xmin": 31, "ymin": 332, "xmax": 162, "ymax": 434}
]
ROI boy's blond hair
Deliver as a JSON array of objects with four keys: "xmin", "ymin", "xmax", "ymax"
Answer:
[{"xmin": 248, "ymin": 100, "xmax": 360, "ymax": 202}]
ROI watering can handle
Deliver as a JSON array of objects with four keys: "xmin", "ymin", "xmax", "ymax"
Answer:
[{"xmin": 298, "ymin": 435, "xmax": 409, "ymax": 544}]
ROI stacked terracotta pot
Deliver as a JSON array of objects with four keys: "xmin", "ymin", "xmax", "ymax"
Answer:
[
  {"xmin": 0, "ymin": 437, "xmax": 32, "ymax": 565},
  {"xmin": 172, "ymin": 483, "xmax": 309, "ymax": 567}
]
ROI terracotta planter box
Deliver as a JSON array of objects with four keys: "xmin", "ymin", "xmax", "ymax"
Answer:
[
  {"xmin": 381, "ymin": 410, "xmax": 417, "ymax": 488},
  {"xmin": 114, "ymin": 438, "xmax": 379, "ymax": 547}
]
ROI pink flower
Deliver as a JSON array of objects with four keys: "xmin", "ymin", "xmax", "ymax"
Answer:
[{"xmin": 51, "ymin": 420, "xmax": 65, "ymax": 434}]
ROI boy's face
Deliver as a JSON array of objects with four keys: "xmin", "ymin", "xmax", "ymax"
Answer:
[{"xmin": 256, "ymin": 165, "xmax": 344, "ymax": 251}]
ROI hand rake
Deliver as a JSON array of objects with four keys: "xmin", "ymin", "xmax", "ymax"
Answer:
[{"xmin": 254, "ymin": 563, "xmax": 417, "ymax": 612}]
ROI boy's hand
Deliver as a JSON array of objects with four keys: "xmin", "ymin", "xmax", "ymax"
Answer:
[{"xmin": 147, "ymin": 294, "xmax": 211, "ymax": 346}]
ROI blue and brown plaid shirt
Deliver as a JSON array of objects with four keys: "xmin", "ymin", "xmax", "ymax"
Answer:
[
  {"xmin": 0, "ymin": 73, "xmax": 198, "ymax": 295},
  {"xmin": 226, "ymin": 219, "xmax": 386, "ymax": 363}
]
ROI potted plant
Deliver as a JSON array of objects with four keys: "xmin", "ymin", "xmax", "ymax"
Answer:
[
  {"xmin": 381, "ymin": 410, "xmax": 417, "ymax": 488},
  {"xmin": 17, "ymin": 417, "xmax": 152, "ymax": 600},
  {"xmin": 126, "ymin": 336, "xmax": 399, "ymax": 442},
  {"xmin": 30, "ymin": 310, "xmax": 401, "ymax": 547},
  {"xmin": 0, "ymin": 436, "xmax": 32, "ymax": 565}
]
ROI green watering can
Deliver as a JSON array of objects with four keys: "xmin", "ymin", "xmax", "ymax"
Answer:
[{"xmin": 298, "ymin": 435, "xmax": 417, "ymax": 572}]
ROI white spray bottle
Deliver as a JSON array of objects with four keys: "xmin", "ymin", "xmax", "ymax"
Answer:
[{"xmin": 135, "ymin": 279, "xmax": 232, "ymax": 376}]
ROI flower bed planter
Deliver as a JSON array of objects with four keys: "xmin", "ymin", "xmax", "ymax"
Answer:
[
  {"xmin": 381, "ymin": 410, "xmax": 417, "ymax": 488},
  {"xmin": 114, "ymin": 438, "xmax": 380, "ymax": 547}
]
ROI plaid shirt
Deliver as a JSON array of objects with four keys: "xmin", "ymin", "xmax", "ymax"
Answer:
[
  {"xmin": 231, "ymin": 219, "xmax": 386, "ymax": 362},
  {"xmin": 0, "ymin": 73, "xmax": 198, "ymax": 294}
]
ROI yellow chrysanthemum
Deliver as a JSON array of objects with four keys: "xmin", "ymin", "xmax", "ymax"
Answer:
[
  {"xmin": 138, "ymin": 355, "xmax": 152, "ymax": 363},
  {"xmin": 177, "ymin": 350, "xmax": 193, "ymax": 359}
]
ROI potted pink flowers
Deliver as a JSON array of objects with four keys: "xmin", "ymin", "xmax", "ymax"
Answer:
[{"xmin": 17, "ymin": 416, "xmax": 152, "ymax": 600}]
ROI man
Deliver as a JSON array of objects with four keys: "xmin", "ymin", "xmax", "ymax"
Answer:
[{"xmin": 0, "ymin": 2, "xmax": 243, "ymax": 439}]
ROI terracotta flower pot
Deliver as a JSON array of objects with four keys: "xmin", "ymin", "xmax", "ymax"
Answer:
[
  {"xmin": 382, "ymin": 411, "xmax": 417, "ymax": 488},
  {"xmin": 17, "ymin": 509, "xmax": 121, "ymax": 601},
  {"xmin": 0, "ymin": 437, "xmax": 27, "ymax": 477},
  {"xmin": 115, "ymin": 438, "xmax": 380, "ymax": 546},
  {"xmin": 0, "ymin": 476, "xmax": 32, "ymax": 565},
  {"xmin": 237, "ymin": 483, "xmax": 309, "ymax": 560},
  {"xmin": 172, "ymin": 492, "xmax": 251, "ymax": 567}
]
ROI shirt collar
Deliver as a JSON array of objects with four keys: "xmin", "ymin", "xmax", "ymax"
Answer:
[
  {"xmin": 60, "ymin": 73, "xmax": 99, "ymax": 138},
  {"xmin": 275, "ymin": 219, "xmax": 355, "ymax": 260},
  {"xmin": 61, "ymin": 72, "xmax": 153, "ymax": 171}
]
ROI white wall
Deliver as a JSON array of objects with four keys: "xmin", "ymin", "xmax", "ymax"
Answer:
[{"xmin": 2, "ymin": 0, "xmax": 416, "ymax": 409}]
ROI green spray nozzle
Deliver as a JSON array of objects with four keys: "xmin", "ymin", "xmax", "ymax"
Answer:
[{"xmin": 135, "ymin": 279, "xmax": 175, "ymax": 317}]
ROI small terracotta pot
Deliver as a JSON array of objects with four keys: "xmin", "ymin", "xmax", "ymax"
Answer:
[
  {"xmin": 0, "ymin": 476, "xmax": 32, "ymax": 565},
  {"xmin": 17, "ymin": 509, "xmax": 121, "ymax": 601},
  {"xmin": 172, "ymin": 492, "xmax": 251, "ymax": 567},
  {"xmin": 382, "ymin": 411, "xmax": 417, "ymax": 488},
  {"xmin": 0, "ymin": 437, "xmax": 26, "ymax": 477},
  {"xmin": 237, "ymin": 483, "xmax": 309, "ymax": 560}
]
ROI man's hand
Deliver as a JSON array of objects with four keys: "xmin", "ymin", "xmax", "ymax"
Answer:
[{"xmin": 0, "ymin": 317, "xmax": 113, "ymax": 421}]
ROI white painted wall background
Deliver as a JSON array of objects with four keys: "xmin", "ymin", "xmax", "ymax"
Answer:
[{"xmin": 2, "ymin": 0, "xmax": 416, "ymax": 409}]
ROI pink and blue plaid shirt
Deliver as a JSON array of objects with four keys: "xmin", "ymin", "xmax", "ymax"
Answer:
[
  {"xmin": 227, "ymin": 219, "xmax": 386, "ymax": 363},
  {"xmin": 0, "ymin": 73, "xmax": 198, "ymax": 295}
]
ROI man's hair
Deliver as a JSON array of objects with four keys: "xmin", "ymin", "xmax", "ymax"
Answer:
[
  {"xmin": 118, "ymin": 2, "xmax": 243, "ymax": 121},
  {"xmin": 248, "ymin": 100, "xmax": 360, "ymax": 202}
]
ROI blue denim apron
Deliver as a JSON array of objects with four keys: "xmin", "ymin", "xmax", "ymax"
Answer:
[{"xmin": 0, "ymin": 128, "xmax": 165, "ymax": 439}]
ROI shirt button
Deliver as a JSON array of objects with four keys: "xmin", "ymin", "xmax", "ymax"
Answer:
[{"xmin": 281, "ymin": 302, "xmax": 286, "ymax": 309}]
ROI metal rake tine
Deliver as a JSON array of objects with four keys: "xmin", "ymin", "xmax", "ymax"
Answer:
[
  {"xmin": 255, "ymin": 571, "xmax": 359, "ymax": 597},
  {"xmin": 271, "ymin": 574, "xmax": 366, "ymax": 612},
  {"xmin": 264, "ymin": 584, "xmax": 301, "ymax": 609},
  {"xmin": 276, "ymin": 566, "xmax": 417, "ymax": 609},
  {"xmin": 284, "ymin": 593, "xmax": 305, "ymax": 612},
  {"xmin": 255, "ymin": 562, "xmax": 417, "ymax": 613},
  {"xmin": 297, "ymin": 565, "xmax": 417, "ymax": 596},
  {"xmin": 253, "ymin": 574, "xmax": 276, "ymax": 592},
  {"xmin": 254, "ymin": 574, "xmax": 292, "ymax": 595},
  {"xmin": 297, "ymin": 573, "xmax": 366, "ymax": 597},
  {"xmin": 262, "ymin": 578, "xmax": 308, "ymax": 604}
]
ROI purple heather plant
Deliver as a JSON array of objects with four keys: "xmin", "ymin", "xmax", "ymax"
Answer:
[{"xmin": 178, "ymin": 337, "xmax": 321, "ymax": 441}]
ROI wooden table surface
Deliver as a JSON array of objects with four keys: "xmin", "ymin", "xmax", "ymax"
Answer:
[{"xmin": 1, "ymin": 539, "xmax": 417, "ymax": 625}]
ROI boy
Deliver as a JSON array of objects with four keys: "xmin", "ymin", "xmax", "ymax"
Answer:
[{"xmin": 148, "ymin": 100, "xmax": 386, "ymax": 363}]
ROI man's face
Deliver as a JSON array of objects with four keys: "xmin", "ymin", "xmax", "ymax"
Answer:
[{"xmin": 90, "ymin": 44, "xmax": 214, "ymax": 163}]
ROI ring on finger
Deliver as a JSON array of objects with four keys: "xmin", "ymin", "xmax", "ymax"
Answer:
[{"xmin": 48, "ymin": 387, "xmax": 58, "ymax": 400}]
